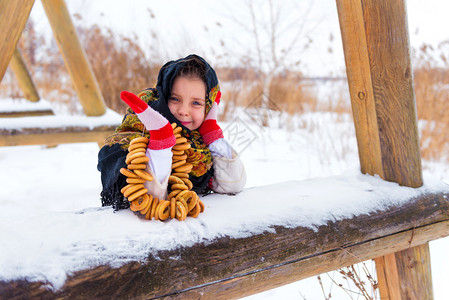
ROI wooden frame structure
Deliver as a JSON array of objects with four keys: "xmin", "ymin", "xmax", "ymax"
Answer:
[
  {"xmin": 0, "ymin": 0, "xmax": 116, "ymax": 146},
  {"xmin": 1, "ymin": 191, "xmax": 448, "ymax": 299},
  {"xmin": 337, "ymin": 0, "xmax": 432, "ymax": 298},
  {"xmin": 0, "ymin": 0, "xmax": 446, "ymax": 299},
  {"xmin": 8, "ymin": 47, "xmax": 40, "ymax": 103}
]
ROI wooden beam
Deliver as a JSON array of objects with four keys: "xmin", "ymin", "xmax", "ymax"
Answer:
[
  {"xmin": 1, "ymin": 191, "xmax": 448, "ymax": 299},
  {"xmin": 9, "ymin": 47, "xmax": 40, "ymax": 102},
  {"xmin": 334, "ymin": 0, "xmax": 384, "ymax": 179},
  {"xmin": 0, "ymin": 109, "xmax": 54, "ymax": 118},
  {"xmin": 0, "ymin": 125, "xmax": 117, "ymax": 147},
  {"xmin": 0, "ymin": 0, "xmax": 35, "ymax": 83},
  {"xmin": 375, "ymin": 243, "xmax": 433, "ymax": 300},
  {"xmin": 336, "ymin": 0, "xmax": 421, "ymax": 187},
  {"xmin": 336, "ymin": 0, "xmax": 429, "ymax": 299},
  {"xmin": 41, "ymin": 0, "xmax": 106, "ymax": 116}
]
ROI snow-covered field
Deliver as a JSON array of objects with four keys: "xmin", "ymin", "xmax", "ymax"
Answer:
[{"xmin": 1, "ymin": 105, "xmax": 448, "ymax": 299}]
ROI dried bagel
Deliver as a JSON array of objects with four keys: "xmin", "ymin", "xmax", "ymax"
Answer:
[{"xmin": 119, "ymin": 125, "xmax": 205, "ymax": 222}]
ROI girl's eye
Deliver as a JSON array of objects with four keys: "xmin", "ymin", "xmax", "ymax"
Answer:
[
  {"xmin": 169, "ymin": 97, "xmax": 179, "ymax": 102},
  {"xmin": 193, "ymin": 100, "xmax": 205, "ymax": 106}
]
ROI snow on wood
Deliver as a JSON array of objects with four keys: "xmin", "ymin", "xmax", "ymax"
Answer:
[
  {"xmin": 0, "ymin": 107, "xmax": 122, "ymax": 146},
  {"xmin": 0, "ymin": 180, "xmax": 448, "ymax": 298},
  {"xmin": 0, "ymin": 98, "xmax": 53, "ymax": 113},
  {"xmin": 0, "ymin": 107, "xmax": 122, "ymax": 130},
  {"xmin": 0, "ymin": 167, "xmax": 448, "ymax": 295}
]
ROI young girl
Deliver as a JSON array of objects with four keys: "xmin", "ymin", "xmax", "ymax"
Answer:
[{"xmin": 97, "ymin": 54, "xmax": 246, "ymax": 212}]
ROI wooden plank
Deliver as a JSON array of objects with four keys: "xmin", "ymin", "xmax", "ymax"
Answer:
[
  {"xmin": 1, "ymin": 191, "xmax": 448, "ymax": 299},
  {"xmin": 0, "ymin": 110, "xmax": 54, "ymax": 118},
  {"xmin": 337, "ymin": 0, "xmax": 429, "ymax": 299},
  {"xmin": 41, "ymin": 0, "xmax": 106, "ymax": 116},
  {"xmin": 336, "ymin": 0, "xmax": 421, "ymax": 187},
  {"xmin": 9, "ymin": 47, "xmax": 40, "ymax": 102},
  {"xmin": 375, "ymin": 254, "xmax": 402, "ymax": 300},
  {"xmin": 375, "ymin": 243, "xmax": 433, "ymax": 300},
  {"xmin": 0, "ymin": 125, "xmax": 116, "ymax": 146},
  {"xmin": 0, "ymin": 0, "xmax": 35, "ymax": 83},
  {"xmin": 360, "ymin": 0, "xmax": 421, "ymax": 188},
  {"xmin": 395, "ymin": 243, "xmax": 433, "ymax": 298},
  {"xmin": 335, "ymin": 0, "xmax": 384, "ymax": 179},
  {"xmin": 179, "ymin": 220, "xmax": 446, "ymax": 300}
]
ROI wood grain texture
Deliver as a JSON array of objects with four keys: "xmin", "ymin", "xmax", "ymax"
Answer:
[
  {"xmin": 0, "ymin": 124, "xmax": 117, "ymax": 146},
  {"xmin": 0, "ymin": 0, "xmax": 35, "ymax": 83},
  {"xmin": 395, "ymin": 243, "xmax": 433, "ymax": 299},
  {"xmin": 362, "ymin": 0, "xmax": 422, "ymax": 188},
  {"xmin": 336, "ymin": 0, "xmax": 384, "ymax": 179},
  {"xmin": 337, "ymin": 0, "xmax": 427, "ymax": 298},
  {"xmin": 9, "ymin": 47, "xmax": 40, "ymax": 102},
  {"xmin": 375, "ymin": 254, "xmax": 402, "ymax": 300},
  {"xmin": 41, "ymin": 0, "xmax": 106, "ymax": 116},
  {"xmin": 1, "ymin": 191, "xmax": 448, "ymax": 299},
  {"xmin": 0, "ymin": 110, "xmax": 54, "ymax": 118},
  {"xmin": 375, "ymin": 243, "xmax": 434, "ymax": 300},
  {"xmin": 336, "ymin": 0, "xmax": 421, "ymax": 187}
]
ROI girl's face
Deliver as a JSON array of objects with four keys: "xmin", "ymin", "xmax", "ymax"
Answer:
[{"xmin": 168, "ymin": 76, "xmax": 206, "ymax": 131}]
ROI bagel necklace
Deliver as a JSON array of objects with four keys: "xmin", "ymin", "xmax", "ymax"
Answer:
[{"xmin": 120, "ymin": 123, "xmax": 205, "ymax": 221}]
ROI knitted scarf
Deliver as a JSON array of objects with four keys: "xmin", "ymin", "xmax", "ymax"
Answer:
[{"xmin": 97, "ymin": 54, "xmax": 220, "ymax": 210}]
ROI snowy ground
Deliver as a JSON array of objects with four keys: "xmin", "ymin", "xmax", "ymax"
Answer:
[
  {"xmin": 2, "ymin": 0, "xmax": 449, "ymax": 298},
  {"xmin": 1, "ymin": 106, "xmax": 448, "ymax": 299}
]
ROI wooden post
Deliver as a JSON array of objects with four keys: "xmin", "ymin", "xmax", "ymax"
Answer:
[
  {"xmin": 41, "ymin": 0, "xmax": 106, "ymax": 116},
  {"xmin": 10, "ymin": 47, "xmax": 40, "ymax": 102},
  {"xmin": 0, "ymin": 0, "xmax": 35, "ymax": 83},
  {"xmin": 375, "ymin": 244, "xmax": 433, "ymax": 299},
  {"xmin": 336, "ymin": 0, "xmax": 432, "ymax": 299}
]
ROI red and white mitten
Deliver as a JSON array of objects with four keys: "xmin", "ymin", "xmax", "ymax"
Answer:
[
  {"xmin": 120, "ymin": 91, "xmax": 176, "ymax": 150},
  {"xmin": 198, "ymin": 91, "xmax": 224, "ymax": 145}
]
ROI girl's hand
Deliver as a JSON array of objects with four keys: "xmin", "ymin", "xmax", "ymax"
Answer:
[
  {"xmin": 120, "ymin": 91, "xmax": 176, "ymax": 150},
  {"xmin": 198, "ymin": 91, "xmax": 224, "ymax": 145}
]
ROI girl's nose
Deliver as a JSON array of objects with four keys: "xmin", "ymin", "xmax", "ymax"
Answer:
[{"xmin": 178, "ymin": 103, "xmax": 189, "ymax": 116}]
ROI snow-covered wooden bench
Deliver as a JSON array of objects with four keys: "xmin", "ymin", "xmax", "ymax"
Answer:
[
  {"xmin": 0, "ymin": 98, "xmax": 53, "ymax": 118},
  {"xmin": 0, "ymin": 175, "xmax": 448, "ymax": 299},
  {"xmin": 0, "ymin": 0, "xmax": 445, "ymax": 299},
  {"xmin": 0, "ymin": 109, "xmax": 121, "ymax": 146}
]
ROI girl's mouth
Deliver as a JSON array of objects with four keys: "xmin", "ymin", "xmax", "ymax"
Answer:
[{"xmin": 181, "ymin": 121, "xmax": 191, "ymax": 126}]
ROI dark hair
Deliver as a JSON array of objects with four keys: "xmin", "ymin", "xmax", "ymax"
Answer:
[{"xmin": 175, "ymin": 56, "xmax": 207, "ymax": 85}]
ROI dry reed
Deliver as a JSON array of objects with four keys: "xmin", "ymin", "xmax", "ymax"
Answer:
[
  {"xmin": 80, "ymin": 25, "xmax": 161, "ymax": 114},
  {"xmin": 1, "ymin": 20, "xmax": 161, "ymax": 115},
  {"xmin": 413, "ymin": 43, "xmax": 449, "ymax": 162},
  {"xmin": 3, "ymin": 20, "xmax": 448, "ymax": 164}
]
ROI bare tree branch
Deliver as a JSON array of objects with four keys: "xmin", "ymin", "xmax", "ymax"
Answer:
[{"xmin": 249, "ymin": 0, "xmax": 263, "ymax": 71}]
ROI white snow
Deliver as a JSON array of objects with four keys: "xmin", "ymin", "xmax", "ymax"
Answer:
[
  {"xmin": 0, "ymin": 113, "xmax": 448, "ymax": 298},
  {"xmin": 0, "ymin": 102, "xmax": 122, "ymax": 130},
  {"xmin": 2, "ymin": 0, "xmax": 449, "ymax": 297},
  {"xmin": 0, "ymin": 98, "xmax": 53, "ymax": 113}
]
